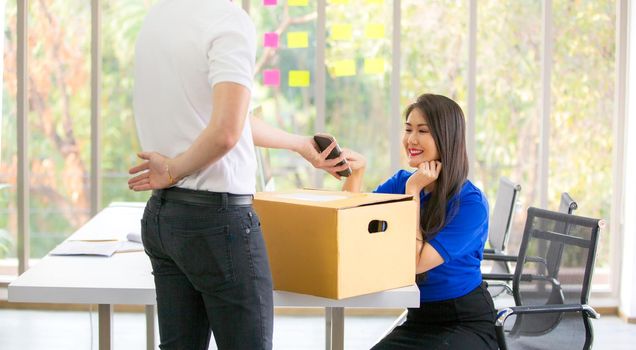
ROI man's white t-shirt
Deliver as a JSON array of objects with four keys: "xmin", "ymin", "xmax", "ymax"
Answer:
[{"xmin": 133, "ymin": 0, "xmax": 257, "ymax": 195}]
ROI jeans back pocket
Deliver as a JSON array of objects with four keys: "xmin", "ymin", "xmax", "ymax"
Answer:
[{"xmin": 170, "ymin": 222, "xmax": 235, "ymax": 291}]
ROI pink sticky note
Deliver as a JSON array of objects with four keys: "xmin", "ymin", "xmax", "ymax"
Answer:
[
  {"xmin": 263, "ymin": 69, "xmax": 280, "ymax": 86},
  {"xmin": 263, "ymin": 0, "xmax": 277, "ymax": 6},
  {"xmin": 264, "ymin": 33, "xmax": 279, "ymax": 48}
]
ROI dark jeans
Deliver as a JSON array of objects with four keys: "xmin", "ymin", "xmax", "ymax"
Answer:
[
  {"xmin": 372, "ymin": 282, "xmax": 498, "ymax": 350},
  {"xmin": 141, "ymin": 190, "xmax": 273, "ymax": 350}
]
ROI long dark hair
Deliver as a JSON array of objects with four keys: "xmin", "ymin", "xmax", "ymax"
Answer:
[{"xmin": 405, "ymin": 94, "xmax": 469, "ymax": 242}]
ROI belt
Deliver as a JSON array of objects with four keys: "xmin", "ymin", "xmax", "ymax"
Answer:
[{"xmin": 152, "ymin": 187, "xmax": 253, "ymax": 206}]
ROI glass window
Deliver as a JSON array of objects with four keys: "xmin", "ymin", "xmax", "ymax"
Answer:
[
  {"xmin": 27, "ymin": 0, "xmax": 91, "ymax": 258},
  {"xmin": 401, "ymin": 0, "xmax": 468, "ymax": 165},
  {"xmin": 0, "ymin": 0, "xmax": 620, "ymax": 296},
  {"xmin": 475, "ymin": 1, "xmax": 542, "ymax": 254},
  {"xmin": 0, "ymin": 0, "xmax": 17, "ymax": 278},
  {"xmin": 322, "ymin": 0, "xmax": 393, "ymax": 190},
  {"xmin": 550, "ymin": 0, "xmax": 615, "ymax": 292},
  {"xmin": 251, "ymin": 0, "xmax": 318, "ymax": 190},
  {"xmin": 101, "ymin": 0, "xmax": 158, "ymax": 207}
]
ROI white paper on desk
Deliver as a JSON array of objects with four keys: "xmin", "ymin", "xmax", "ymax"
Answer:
[
  {"xmin": 49, "ymin": 241, "xmax": 123, "ymax": 257},
  {"xmin": 117, "ymin": 240, "xmax": 144, "ymax": 253},
  {"xmin": 275, "ymin": 193, "xmax": 348, "ymax": 202},
  {"xmin": 69, "ymin": 206, "xmax": 143, "ymax": 241}
]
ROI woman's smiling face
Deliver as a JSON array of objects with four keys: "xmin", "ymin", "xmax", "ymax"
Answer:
[{"xmin": 402, "ymin": 108, "xmax": 439, "ymax": 168}]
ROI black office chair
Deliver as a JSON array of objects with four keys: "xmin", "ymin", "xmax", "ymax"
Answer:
[
  {"xmin": 485, "ymin": 177, "xmax": 522, "ymax": 255},
  {"xmin": 483, "ymin": 191, "xmax": 577, "ymax": 297},
  {"xmin": 494, "ymin": 207, "xmax": 602, "ymax": 350},
  {"xmin": 482, "ymin": 177, "xmax": 521, "ymax": 297}
]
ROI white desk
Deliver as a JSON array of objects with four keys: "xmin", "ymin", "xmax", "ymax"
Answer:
[{"xmin": 9, "ymin": 203, "xmax": 419, "ymax": 350}]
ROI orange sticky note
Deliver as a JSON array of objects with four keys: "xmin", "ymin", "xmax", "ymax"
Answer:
[
  {"xmin": 287, "ymin": 32, "xmax": 309, "ymax": 48},
  {"xmin": 289, "ymin": 70, "xmax": 310, "ymax": 87}
]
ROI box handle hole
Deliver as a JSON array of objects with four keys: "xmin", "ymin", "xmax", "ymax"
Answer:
[{"xmin": 368, "ymin": 220, "xmax": 388, "ymax": 234}]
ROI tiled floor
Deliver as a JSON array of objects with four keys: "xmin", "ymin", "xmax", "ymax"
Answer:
[{"xmin": 0, "ymin": 308, "xmax": 635, "ymax": 349}]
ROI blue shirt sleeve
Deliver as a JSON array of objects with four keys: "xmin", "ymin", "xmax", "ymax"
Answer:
[
  {"xmin": 428, "ymin": 192, "xmax": 488, "ymax": 262},
  {"xmin": 374, "ymin": 170, "xmax": 411, "ymax": 195}
]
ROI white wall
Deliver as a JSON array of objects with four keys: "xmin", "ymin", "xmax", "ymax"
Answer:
[{"xmin": 619, "ymin": 0, "xmax": 636, "ymax": 321}]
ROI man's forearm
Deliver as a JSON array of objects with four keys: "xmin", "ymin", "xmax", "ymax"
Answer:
[
  {"xmin": 251, "ymin": 115, "xmax": 304, "ymax": 152},
  {"xmin": 169, "ymin": 82, "xmax": 250, "ymax": 180},
  {"xmin": 168, "ymin": 125, "xmax": 238, "ymax": 180}
]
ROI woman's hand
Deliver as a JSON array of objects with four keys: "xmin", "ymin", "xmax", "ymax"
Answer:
[
  {"xmin": 128, "ymin": 152, "xmax": 176, "ymax": 191},
  {"xmin": 340, "ymin": 148, "xmax": 366, "ymax": 192},
  {"xmin": 340, "ymin": 148, "xmax": 366, "ymax": 174},
  {"xmin": 294, "ymin": 136, "xmax": 349, "ymax": 179},
  {"xmin": 406, "ymin": 160, "xmax": 442, "ymax": 195}
]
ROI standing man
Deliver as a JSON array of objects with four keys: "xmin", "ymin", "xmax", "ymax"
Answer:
[{"xmin": 128, "ymin": 1, "xmax": 347, "ymax": 349}]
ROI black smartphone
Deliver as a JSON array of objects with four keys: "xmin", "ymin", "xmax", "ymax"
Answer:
[{"xmin": 313, "ymin": 133, "xmax": 352, "ymax": 177}]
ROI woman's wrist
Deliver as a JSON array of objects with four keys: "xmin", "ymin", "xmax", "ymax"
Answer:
[
  {"xmin": 405, "ymin": 181, "xmax": 423, "ymax": 196},
  {"xmin": 351, "ymin": 166, "xmax": 365, "ymax": 177}
]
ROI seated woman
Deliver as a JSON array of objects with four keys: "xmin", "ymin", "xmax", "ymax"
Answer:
[{"xmin": 341, "ymin": 93, "xmax": 497, "ymax": 349}]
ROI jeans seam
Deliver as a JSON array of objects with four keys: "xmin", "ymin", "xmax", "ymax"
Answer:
[
  {"xmin": 243, "ymin": 215, "xmax": 265, "ymax": 347},
  {"xmin": 226, "ymin": 227, "xmax": 236, "ymax": 283}
]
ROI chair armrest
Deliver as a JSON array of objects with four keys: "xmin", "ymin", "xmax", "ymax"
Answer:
[
  {"xmin": 485, "ymin": 281, "xmax": 513, "ymax": 295},
  {"xmin": 484, "ymin": 248, "xmax": 496, "ymax": 254},
  {"xmin": 495, "ymin": 304, "xmax": 600, "ymax": 327},
  {"xmin": 483, "ymin": 253, "xmax": 518, "ymax": 262},
  {"xmin": 483, "ymin": 272, "xmax": 556, "ymax": 284},
  {"xmin": 482, "ymin": 273, "xmax": 514, "ymax": 281},
  {"xmin": 483, "ymin": 253, "xmax": 547, "ymax": 265}
]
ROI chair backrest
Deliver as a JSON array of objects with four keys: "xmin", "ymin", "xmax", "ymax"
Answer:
[
  {"xmin": 558, "ymin": 192, "xmax": 578, "ymax": 214},
  {"xmin": 509, "ymin": 207, "xmax": 601, "ymax": 341},
  {"xmin": 489, "ymin": 177, "xmax": 522, "ymax": 252}
]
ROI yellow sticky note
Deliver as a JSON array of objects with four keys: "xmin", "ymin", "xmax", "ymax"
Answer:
[
  {"xmin": 365, "ymin": 24, "xmax": 385, "ymax": 39},
  {"xmin": 332, "ymin": 60, "xmax": 356, "ymax": 77},
  {"xmin": 331, "ymin": 24, "xmax": 352, "ymax": 41},
  {"xmin": 287, "ymin": 32, "xmax": 309, "ymax": 48},
  {"xmin": 288, "ymin": 0, "xmax": 309, "ymax": 6},
  {"xmin": 289, "ymin": 70, "xmax": 310, "ymax": 87},
  {"xmin": 364, "ymin": 58, "xmax": 385, "ymax": 75},
  {"xmin": 329, "ymin": 0, "xmax": 350, "ymax": 4}
]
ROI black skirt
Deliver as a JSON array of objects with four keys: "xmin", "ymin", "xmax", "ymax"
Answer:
[{"xmin": 371, "ymin": 282, "xmax": 498, "ymax": 350}]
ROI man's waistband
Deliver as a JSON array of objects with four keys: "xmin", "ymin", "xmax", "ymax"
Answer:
[{"xmin": 152, "ymin": 187, "xmax": 253, "ymax": 207}]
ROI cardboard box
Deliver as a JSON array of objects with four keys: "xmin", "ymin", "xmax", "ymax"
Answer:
[{"xmin": 253, "ymin": 189, "xmax": 417, "ymax": 299}]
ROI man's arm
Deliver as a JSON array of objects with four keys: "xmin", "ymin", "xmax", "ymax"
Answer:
[
  {"xmin": 167, "ymin": 82, "xmax": 250, "ymax": 180},
  {"xmin": 250, "ymin": 115, "xmax": 306, "ymax": 151},
  {"xmin": 250, "ymin": 116, "xmax": 350, "ymax": 178}
]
